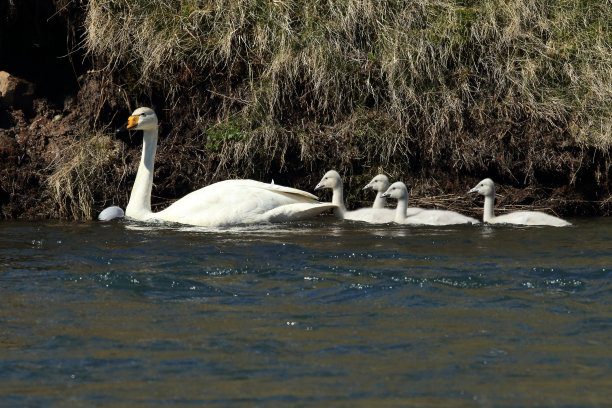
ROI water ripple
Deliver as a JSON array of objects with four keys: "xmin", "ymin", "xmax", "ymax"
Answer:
[{"xmin": 1, "ymin": 218, "xmax": 611, "ymax": 407}]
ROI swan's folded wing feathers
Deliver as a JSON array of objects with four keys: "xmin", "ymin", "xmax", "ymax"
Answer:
[
  {"xmin": 155, "ymin": 180, "xmax": 327, "ymax": 226},
  {"xmin": 227, "ymin": 179, "xmax": 319, "ymax": 200},
  {"xmin": 256, "ymin": 184, "xmax": 319, "ymax": 200},
  {"xmin": 264, "ymin": 203, "xmax": 337, "ymax": 222},
  {"xmin": 343, "ymin": 208, "xmax": 395, "ymax": 223}
]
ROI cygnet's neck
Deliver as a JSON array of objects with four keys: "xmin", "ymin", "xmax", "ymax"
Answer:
[
  {"xmin": 483, "ymin": 191, "xmax": 496, "ymax": 222},
  {"xmin": 394, "ymin": 193, "xmax": 408, "ymax": 223},
  {"xmin": 372, "ymin": 192, "xmax": 386, "ymax": 209},
  {"xmin": 331, "ymin": 184, "xmax": 347, "ymax": 218},
  {"xmin": 125, "ymin": 128, "xmax": 157, "ymax": 220}
]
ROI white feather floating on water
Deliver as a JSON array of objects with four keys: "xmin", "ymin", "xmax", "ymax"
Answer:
[{"xmin": 98, "ymin": 206, "xmax": 125, "ymax": 221}]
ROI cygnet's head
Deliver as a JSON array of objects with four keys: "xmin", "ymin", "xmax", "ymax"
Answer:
[
  {"xmin": 381, "ymin": 181, "xmax": 408, "ymax": 199},
  {"xmin": 315, "ymin": 170, "xmax": 342, "ymax": 191},
  {"xmin": 118, "ymin": 107, "xmax": 158, "ymax": 132},
  {"xmin": 363, "ymin": 174, "xmax": 390, "ymax": 192},
  {"xmin": 468, "ymin": 178, "xmax": 495, "ymax": 197}
]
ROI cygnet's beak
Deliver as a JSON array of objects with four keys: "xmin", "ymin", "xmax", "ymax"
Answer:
[
  {"xmin": 380, "ymin": 191, "xmax": 391, "ymax": 198},
  {"xmin": 314, "ymin": 183, "xmax": 325, "ymax": 191},
  {"xmin": 468, "ymin": 186, "xmax": 478, "ymax": 194},
  {"xmin": 363, "ymin": 183, "xmax": 373, "ymax": 190}
]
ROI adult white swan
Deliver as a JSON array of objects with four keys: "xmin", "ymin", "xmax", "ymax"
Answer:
[
  {"xmin": 382, "ymin": 182, "xmax": 479, "ymax": 225},
  {"xmin": 363, "ymin": 174, "xmax": 423, "ymax": 216},
  {"xmin": 468, "ymin": 178, "xmax": 571, "ymax": 226},
  {"xmin": 315, "ymin": 170, "xmax": 395, "ymax": 223},
  {"xmin": 117, "ymin": 107, "xmax": 336, "ymax": 226}
]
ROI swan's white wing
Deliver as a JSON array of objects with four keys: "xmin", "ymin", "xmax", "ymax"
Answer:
[
  {"xmin": 264, "ymin": 203, "xmax": 337, "ymax": 222},
  {"xmin": 154, "ymin": 180, "xmax": 325, "ymax": 226},
  {"xmin": 227, "ymin": 179, "xmax": 319, "ymax": 200},
  {"xmin": 343, "ymin": 208, "xmax": 395, "ymax": 224}
]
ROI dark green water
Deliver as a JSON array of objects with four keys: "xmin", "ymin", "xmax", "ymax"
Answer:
[{"xmin": 1, "ymin": 218, "xmax": 611, "ymax": 407}]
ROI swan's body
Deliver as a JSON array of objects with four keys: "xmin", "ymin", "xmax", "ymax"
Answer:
[
  {"xmin": 382, "ymin": 182, "xmax": 478, "ymax": 225},
  {"xmin": 343, "ymin": 207, "xmax": 397, "ymax": 223},
  {"xmin": 468, "ymin": 178, "xmax": 571, "ymax": 227},
  {"xmin": 315, "ymin": 170, "xmax": 395, "ymax": 223},
  {"xmin": 120, "ymin": 107, "xmax": 335, "ymax": 227},
  {"xmin": 364, "ymin": 174, "xmax": 423, "ymax": 216}
]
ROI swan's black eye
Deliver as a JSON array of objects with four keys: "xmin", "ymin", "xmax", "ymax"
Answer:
[{"xmin": 141, "ymin": 113, "xmax": 147, "ymax": 117}]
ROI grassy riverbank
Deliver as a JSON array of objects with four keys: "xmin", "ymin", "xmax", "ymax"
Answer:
[
  {"xmin": 1, "ymin": 0, "xmax": 611, "ymax": 219},
  {"xmin": 85, "ymin": 0, "xmax": 611, "ymax": 145}
]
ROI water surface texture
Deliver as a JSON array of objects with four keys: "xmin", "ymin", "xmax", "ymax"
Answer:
[{"xmin": 1, "ymin": 218, "xmax": 611, "ymax": 407}]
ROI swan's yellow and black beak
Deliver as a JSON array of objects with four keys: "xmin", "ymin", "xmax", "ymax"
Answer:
[
  {"xmin": 116, "ymin": 115, "xmax": 140, "ymax": 133},
  {"xmin": 126, "ymin": 115, "xmax": 139, "ymax": 129}
]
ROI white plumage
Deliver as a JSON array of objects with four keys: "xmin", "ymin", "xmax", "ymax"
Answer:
[
  {"xmin": 382, "ymin": 181, "xmax": 479, "ymax": 225},
  {"xmin": 315, "ymin": 170, "xmax": 395, "ymax": 223},
  {"xmin": 363, "ymin": 174, "xmax": 423, "ymax": 216},
  {"xmin": 468, "ymin": 178, "xmax": 571, "ymax": 227},
  {"xmin": 98, "ymin": 205, "xmax": 124, "ymax": 221},
  {"xmin": 120, "ymin": 107, "xmax": 336, "ymax": 227}
]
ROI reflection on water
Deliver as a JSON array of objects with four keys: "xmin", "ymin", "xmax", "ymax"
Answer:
[{"xmin": 1, "ymin": 217, "xmax": 611, "ymax": 407}]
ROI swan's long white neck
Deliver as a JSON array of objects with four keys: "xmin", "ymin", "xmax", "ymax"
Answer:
[
  {"xmin": 394, "ymin": 194, "xmax": 408, "ymax": 223},
  {"xmin": 483, "ymin": 189, "xmax": 496, "ymax": 222},
  {"xmin": 332, "ymin": 185, "xmax": 347, "ymax": 218},
  {"xmin": 372, "ymin": 193, "xmax": 386, "ymax": 209},
  {"xmin": 125, "ymin": 128, "xmax": 157, "ymax": 220}
]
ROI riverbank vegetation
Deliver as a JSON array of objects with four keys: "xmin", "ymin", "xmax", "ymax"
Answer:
[
  {"xmin": 1, "ymin": 0, "xmax": 611, "ymax": 219},
  {"xmin": 47, "ymin": 129, "xmax": 125, "ymax": 220},
  {"xmin": 85, "ymin": 0, "xmax": 611, "ymax": 145}
]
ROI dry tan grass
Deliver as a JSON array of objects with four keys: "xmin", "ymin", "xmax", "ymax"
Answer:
[
  {"xmin": 47, "ymin": 129, "xmax": 125, "ymax": 220},
  {"xmin": 85, "ymin": 0, "xmax": 611, "ymax": 148},
  {"xmin": 76, "ymin": 0, "xmax": 612, "ymax": 217}
]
